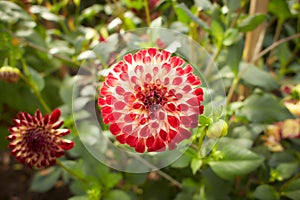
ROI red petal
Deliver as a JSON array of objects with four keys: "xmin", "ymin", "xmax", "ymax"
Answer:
[
  {"xmin": 109, "ymin": 123, "xmax": 121, "ymax": 135},
  {"xmin": 182, "ymin": 85, "xmax": 192, "ymax": 93},
  {"xmin": 187, "ymin": 98, "xmax": 198, "ymax": 106},
  {"xmin": 159, "ymin": 129, "xmax": 168, "ymax": 141},
  {"xmin": 50, "ymin": 109, "xmax": 61, "ymax": 124},
  {"xmin": 126, "ymin": 135, "xmax": 138, "ymax": 147},
  {"xmin": 165, "ymin": 103, "xmax": 176, "ymax": 112},
  {"xmin": 146, "ymin": 136, "xmax": 155, "ymax": 148},
  {"xmin": 60, "ymin": 140, "xmax": 74, "ymax": 150},
  {"xmin": 178, "ymin": 127, "xmax": 192, "ymax": 139},
  {"xmin": 122, "ymin": 125, "xmax": 132, "ymax": 134},
  {"xmin": 161, "ymin": 50, "xmax": 171, "ymax": 60},
  {"xmin": 116, "ymin": 134, "xmax": 127, "ymax": 144},
  {"xmin": 124, "ymin": 53, "xmax": 133, "ymax": 64},
  {"xmin": 168, "ymin": 115, "xmax": 180, "ymax": 128},
  {"xmin": 114, "ymin": 101, "xmax": 127, "ymax": 110},
  {"xmin": 116, "ymin": 86, "xmax": 126, "ymax": 95},
  {"xmin": 184, "ymin": 64, "xmax": 193, "ymax": 74},
  {"xmin": 194, "ymin": 88, "xmax": 203, "ymax": 96},
  {"xmin": 98, "ymin": 98, "xmax": 106, "ymax": 106},
  {"xmin": 140, "ymin": 125, "xmax": 151, "ymax": 137},
  {"xmin": 102, "ymin": 106, "xmax": 112, "ymax": 114},
  {"xmin": 172, "ymin": 77, "xmax": 183, "ymax": 85},
  {"xmin": 120, "ymin": 72, "xmax": 129, "ymax": 81},
  {"xmin": 145, "ymin": 73, "xmax": 152, "ymax": 82},
  {"xmin": 135, "ymin": 139, "xmax": 146, "ymax": 153}
]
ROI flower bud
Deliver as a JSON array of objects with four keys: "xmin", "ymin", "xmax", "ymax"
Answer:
[
  {"xmin": 0, "ymin": 66, "xmax": 21, "ymax": 83},
  {"xmin": 206, "ymin": 119, "xmax": 228, "ymax": 139}
]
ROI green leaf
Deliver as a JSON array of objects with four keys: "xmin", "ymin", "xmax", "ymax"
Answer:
[
  {"xmin": 282, "ymin": 178, "xmax": 300, "ymax": 200},
  {"xmin": 174, "ymin": 3, "xmax": 191, "ymax": 24},
  {"xmin": 238, "ymin": 92, "xmax": 293, "ymax": 123},
  {"xmin": 30, "ymin": 5, "xmax": 61, "ymax": 22},
  {"xmin": 28, "ymin": 67, "xmax": 45, "ymax": 91},
  {"xmin": 223, "ymin": 28, "xmax": 242, "ymax": 46},
  {"xmin": 201, "ymin": 169, "xmax": 232, "ymax": 200},
  {"xmin": 199, "ymin": 115, "xmax": 211, "ymax": 126},
  {"xmin": 240, "ymin": 63, "xmax": 279, "ymax": 90},
  {"xmin": 171, "ymin": 154, "xmax": 191, "ymax": 168},
  {"xmin": 176, "ymin": 3, "xmax": 210, "ymax": 32},
  {"xmin": 238, "ymin": 14, "xmax": 266, "ymax": 32},
  {"xmin": 30, "ymin": 167, "xmax": 61, "ymax": 192},
  {"xmin": 59, "ymin": 76, "xmax": 76, "ymax": 108},
  {"xmin": 253, "ymin": 185, "xmax": 279, "ymax": 200},
  {"xmin": 191, "ymin": 158, "xmax": 203, "ymax": 174},
  {"xmin": 123, "ymin": 0, "xmax": 144, "ymax": 10},
  {"xmin": 223, "ymin": 0, "xmax": 240, "ymax": 12},
  {"xmin": 275, "ymin": 162, "xmax": 299, "ymax": 180},
  {"xmin": 79, "ymin": 4, "xmax": 103, "ymax": 21},
  {"xmin": 105, "ymin": 190, "xmax": 131, "ymax": 200},
  {"xmin": 268, "ymin": 0, "xmax": 293, "ymax": 20},
  {"xmin": 208, "ymin": 145, "xmax": 264, "ymax": 180},
  {"xmin": 194, "ymin": 0, "xmax": 212, "ymax": 10},
  {"xmin": 104, "ymin": 173, "xmax": 122, "ymax": 189},
  {"xmin": 211, "ymin": 20, "xmax": 224, "ymax": 47},
  {"xmin": 277, "ymin": 43, "xmax": 292, "ymax": 67},
  {"xmin": 175, "ymin": 178, "xmax": 200, "ymax": 200},
  {"xmin": 124, "ymin": 173, "xmax": 147, "ymax": 185},
  {"xmin": 226, "ymin": 40, "xmax": 243, "ymax": 76},
  {"xmin": 68, "ymin": 196, "xmax": 88, "ymax": 200},
  {"xmin": 0, "ymin": 1, "xmax": 31, "ymax": 23},
  {"xmin": 268, "ymin": 152, "xmax": 297, "ymax": 167}
]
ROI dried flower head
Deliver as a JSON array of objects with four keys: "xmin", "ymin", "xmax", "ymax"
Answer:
[
  {"xmin": 98, "ymin": 48, "xmax": 204, "ymax": 153},
  {"xmin": 7, "ymin": 109, "xmax": 74, "ymax": 168}
]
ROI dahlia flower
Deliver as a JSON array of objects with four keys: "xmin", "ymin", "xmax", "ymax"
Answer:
[
  {"xmin": 98, "ymin": 48, "xmax": 204, "ymax": 153},
  {"xmin": 7, "ymin": 109, "xmax": 74, "ymax": 168}
]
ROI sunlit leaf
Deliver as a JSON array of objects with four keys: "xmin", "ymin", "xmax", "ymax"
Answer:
[
  {"xmin": 208, "ymin": 145, "xmax": 264, "ymax": 180},
  {"xmin": 253, "ymin": 185, "xmax": 280, "ymax": 200},
  {"xmin": 238, "ymin": 14, "xmax": 266, "ymax": 32}
]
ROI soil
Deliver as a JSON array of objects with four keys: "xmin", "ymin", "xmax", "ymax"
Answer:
[{"xmin": 0, "ymin": 150, "xmax": 72, "ymax": 200}]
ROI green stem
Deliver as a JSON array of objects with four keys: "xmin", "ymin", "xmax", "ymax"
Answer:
[
  {"xmin": 279, "ymin": 172, "xmax": 300, "ymax": 193},
  {"xmin": 266, "ymin": 19, "xmax": 284, "ymax": 65},
  {"xmin": 56, "ymin": 159, "xmax": 89, "ymax": 185},
  {"xmin": 20, "ymin": 59, "xmax": 51, "ymax": 113},
  {"xmin": 197, "ymin": 127, "xmax": 206, "ymax": 155},
  {"xmin": 278, "ymin": 44, "xmax": 300, "ymax": 79},
  {"xmin": 144, "ymin": 0, "xmax": 151, "ymax": 26},
  {"xmin": 226, "ymin": 77, "xmax": 240, "ymax": 106},
  {"xmin": 204, "ymin": 46, "xmax": 222, "ymax": 77}
]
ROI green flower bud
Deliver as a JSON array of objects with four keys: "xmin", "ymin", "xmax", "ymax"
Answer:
[
  {"xmin": 206, "ymin": 119, "xmax": 228, "ymax": 139},
  {"xmin": 0, "ymin": 66, "xmax": 21, "ymax": 83}
]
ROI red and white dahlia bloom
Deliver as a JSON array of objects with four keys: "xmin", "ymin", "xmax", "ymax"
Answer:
[
  {"xmin": 7, "ymin": 109, "xmax": 74, "ymax": 168},
  {"xmin": 98, "ymin": 48, "xmax": 204, "ymax": 153}
]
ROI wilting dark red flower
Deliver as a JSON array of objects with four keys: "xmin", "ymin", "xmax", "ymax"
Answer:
[
  {"xmin": 7, "ymin": 109, "xmax": 74, "ymax": 168},
  {"xmin": 98, "ymin": 48, "xmax": 204, "ymax": 153}
]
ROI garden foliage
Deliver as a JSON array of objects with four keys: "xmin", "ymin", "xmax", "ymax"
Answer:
[{"xmin": 0, "ymin": 0, "xmax": 300, "ymax": 199}]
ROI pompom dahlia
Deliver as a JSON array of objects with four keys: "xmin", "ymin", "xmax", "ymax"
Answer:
[
  {"xmin": 7, "ymin": 109, "xmax": 74, "ymax": 168},
  {"xmin": 98, "ymin": 48, "xmax": 204, "ymax": 153}
]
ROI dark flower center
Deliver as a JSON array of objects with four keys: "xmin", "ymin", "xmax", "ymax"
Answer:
[
  {"xmin": 26, "ymin": 128, "xmax": 48, "ymax": 151},
  {"xmin": 137, "ymin": 83, "xmax": 167, "ymax": 110}
]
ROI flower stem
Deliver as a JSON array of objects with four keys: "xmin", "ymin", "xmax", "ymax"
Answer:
[
  {"xmin": 56, "ymin": 159, "xmax": 89, "ymax": 185},
  {"xmin": 144, "ymin": 0, "xmax": 151, "ymax": 26},
  {"xmin": 20, "ymin": 59, "xmax": 51, "ymax": 113},
  {"xmin": 226, "ymin": 77, "xmax": 240, "ymax": 106},
  {"xmin": 197, "ymin": 127, "xmax": 206, "ymax": 154},
  {"xmin": 279, "ymin": 172, "xmax": 300, "ymax": 193},
  {"xmin": 204, "ymin": 46, "xmax": 222, "ymax": 77},
  {"xmin": 133, "ymin": 155, "xmax": 182, "ymax": 188}
]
